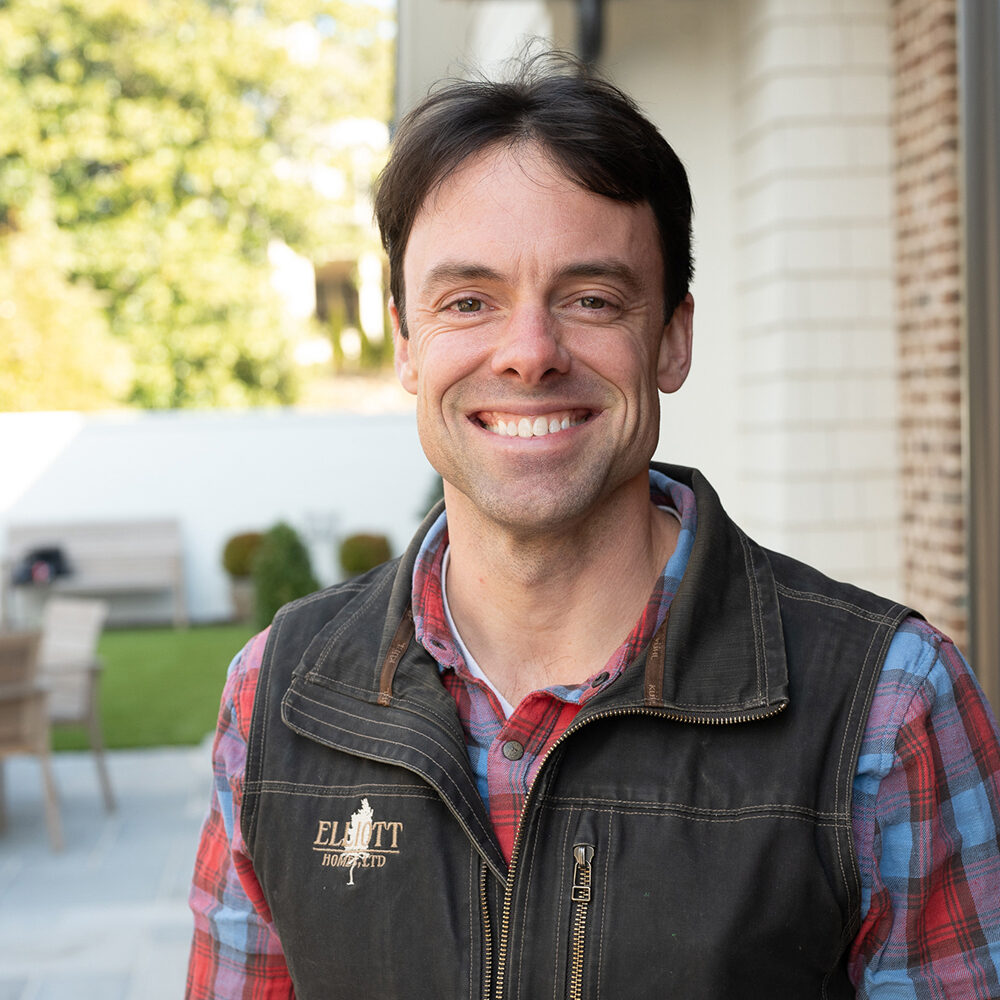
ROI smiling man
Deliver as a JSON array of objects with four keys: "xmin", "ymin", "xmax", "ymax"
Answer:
[{"xmin": 187, "ymin": 56, "xmax": 1000, "ymax": 1000}]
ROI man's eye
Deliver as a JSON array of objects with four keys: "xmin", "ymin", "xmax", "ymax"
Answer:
[
  {"xmin": 579, "ymin": 296, "xmax": 608, "ymax": 309},
  {"xmin": 451, "ymin": 298, "xmax": 483, "ymax": 313}
]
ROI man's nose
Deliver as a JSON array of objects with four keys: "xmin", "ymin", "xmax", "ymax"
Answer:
[{"xmin": 490, "ymin": 306, "xmax": 570, "ymax": 384}]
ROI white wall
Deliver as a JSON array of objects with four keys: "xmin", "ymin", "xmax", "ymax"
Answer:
[
  {"xmin": 733, "ymin": 0, "xmax": 901, "ymax": 597},
  {"xmin": 0, "ymin": 408, "xmax": 435, "ymax": 624}
]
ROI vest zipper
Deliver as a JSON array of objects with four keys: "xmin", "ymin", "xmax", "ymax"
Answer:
[
  {"xmin": 480, "ymin": 858, "xmax": 493, "ymax": 1000},
  {"xmin": 491, "ymin": 700, "xmax": 786, "ymax": 999},
  {"xmin": 567, "ymin": 844, "xmax": 594, "ymax": 1000}
]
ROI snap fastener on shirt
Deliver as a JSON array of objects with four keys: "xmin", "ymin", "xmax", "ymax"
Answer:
[
  {"xmin": 502, "ymin": 740, "xmax": 525, "ymax": 761},
  {"xmin": 591, "ymin": 671, "xmax": 610, "ymax": 687}
]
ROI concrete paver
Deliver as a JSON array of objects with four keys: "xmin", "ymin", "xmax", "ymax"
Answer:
[{"xmin": 0, "ymin": 744, "xmax": 212, "ymax": 1000}]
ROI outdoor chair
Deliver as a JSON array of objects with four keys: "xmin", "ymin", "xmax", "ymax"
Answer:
[
  {"xmin": 37, "ymin": 596, "xmax": 115, "ymax": 812},
  {"xmin": 0, "ymin": 630, "xmax": 63, "ymax": 850}
]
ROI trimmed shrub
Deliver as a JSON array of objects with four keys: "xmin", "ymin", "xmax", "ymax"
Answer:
[
  {"xmin": 339, "ymin": 533, "xmax": 392, "ymax": 577},
  {"xmin": 252, "ymin": 522, "xmax": 320, "ymax": 628},
  {"xmin": 222, "ymin": 531, "xmax": 263, "ymax": 578}
]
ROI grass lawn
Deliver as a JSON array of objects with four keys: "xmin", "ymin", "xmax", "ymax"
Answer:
[{"xmin": 52, "ymin": 623, "xmax": 256, "ymax": 751}]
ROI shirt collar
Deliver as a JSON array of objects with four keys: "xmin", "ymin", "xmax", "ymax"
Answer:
[{"xmin": 411, "ymin": 470, "xmax": 698, "ymax": 703}]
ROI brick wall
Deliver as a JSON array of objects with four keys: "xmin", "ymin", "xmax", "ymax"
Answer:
[
  {"xmin": 891, "ymin": 0, "xmax": 967, "ymax": 646},
  {"xmin": 734, "ymin": 0, "xmax": 901, "ymax": 598}
]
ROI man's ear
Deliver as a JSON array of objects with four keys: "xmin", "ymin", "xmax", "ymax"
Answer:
[
  {"xmin": 391, "ymin": 298, "xmax": 418, "ymax": 395},
  {"xmin": 657, "ymin": 293, "xmax": 694, "ymax": 394}
]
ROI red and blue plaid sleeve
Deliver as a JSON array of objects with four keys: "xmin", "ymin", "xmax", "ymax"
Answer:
[
  {"xmin": 186, "ymin": 629, "xmax": 294, "ymax": 1000},
  {"xmin": 850, "ymin": 617, "xmax": 1000, "ymax": 997}
]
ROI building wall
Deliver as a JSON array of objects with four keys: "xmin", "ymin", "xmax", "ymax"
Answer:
[
  {"xmin": 732, "ymin": 0, "xmax": 901, "ymax": 598},
  {"xmin": 891, "ymin": 0, "xmax": 967, "ymax": 647}
]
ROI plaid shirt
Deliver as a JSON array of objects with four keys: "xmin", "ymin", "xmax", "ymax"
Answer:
[{"xmin": 187, "ymin": 473, "xmax": 1000, "ymax": 999}]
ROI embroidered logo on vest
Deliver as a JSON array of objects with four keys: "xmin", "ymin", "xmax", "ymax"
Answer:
[{"xmin": 313, "ymin": 798, "xmax": 403, "ymax": 885}]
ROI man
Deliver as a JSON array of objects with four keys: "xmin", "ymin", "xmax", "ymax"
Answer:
[{"xmin": 187, "ymin": 56, "xmax": 1000, "ymax": 998}]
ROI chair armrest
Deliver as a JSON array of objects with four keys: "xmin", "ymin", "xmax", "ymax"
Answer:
[{"xmin": 0, "ymin": 681, "xmax": 48, "ymax": 702}]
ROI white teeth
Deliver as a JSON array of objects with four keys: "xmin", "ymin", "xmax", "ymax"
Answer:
[{"xmin": 483, "ymin": 412, "xmax": 588, "ymax": 438}]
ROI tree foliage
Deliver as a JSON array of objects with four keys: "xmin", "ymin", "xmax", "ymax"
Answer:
[{"xmin": 0, "ymin": 0, "xmax": 393, "ymax": 410}]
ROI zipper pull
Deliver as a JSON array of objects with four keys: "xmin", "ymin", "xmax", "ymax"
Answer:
[{"xmin": 571, "ymin": 844, "xmax": 594, "ymax": 902}]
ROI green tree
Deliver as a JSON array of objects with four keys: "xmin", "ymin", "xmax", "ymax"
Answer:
[
  {"xmin": 0, "ymin": 192, "xmax": 130, "ymax": 410},
  {"xmin": 0, "ymin": 0, "xmax": 393, "ymax": 410}
]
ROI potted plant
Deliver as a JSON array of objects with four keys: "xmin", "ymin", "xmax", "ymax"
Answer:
[{"xmin": 221, "ymin": 531, "xmax": 263, "ymax": 622}]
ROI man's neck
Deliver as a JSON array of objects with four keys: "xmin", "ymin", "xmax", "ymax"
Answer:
[{"xmin": 442, "ymin": 477, "xmax": 679, "ymax": 707}]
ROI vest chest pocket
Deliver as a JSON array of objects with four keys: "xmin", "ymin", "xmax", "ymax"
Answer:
[{"xmin": 254, "ymin": 785, "xmax": 483, "ymax": 998}]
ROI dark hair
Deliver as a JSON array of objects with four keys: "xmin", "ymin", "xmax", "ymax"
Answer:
[{"xmin": 374, "ymin": 51, "xmax": 694, "ymax": 336}]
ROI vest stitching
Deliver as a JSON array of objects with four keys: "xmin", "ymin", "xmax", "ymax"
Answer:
[
  {"xmin": 827, "ymin": 619, "xmax": 880, "ymax": 965},
  {"xmin": 302, "ymin": 670, "xmax": 466, "ymax": 729},
  {"xmin": 548, "ymin": 816, "xmax": 573, "ymax": 1000},
  {"xmin": 824, "ymin": 601, "xmax": 908, "ymax": 991},
  {"xmin": 284, "ymin": 697, "xmax": 498, "ymax": 849},
  {"xmin": 542, "ymin": 795, "xmax": 844, "ymax": 818},
  {"xmin": 738, "ymin": 528, "xmax": 767, "ymax": 700},
  {"xmin": 244, "ymin": 600, "xmax": 299, "ymax": 852},
  {"xmin": 595, "ymin": 811, "xmax": 612, "ymax": 998},
  {"xmin": 286, "ymin": 696, "xmax": 479, "ymax": 798},
  {"xmin": 312, "ymin": 567, "xmax": 395, "ymax": 672},
  {"xmin": 291, "ymin": 687, "xmax": 478, "ymax": 780},
  {"xmin": 248, "ymin": 782, "xmax": 440, "ymax": 800},
  {"xmin": 833, "ymin": 604, "xmax": 907, "ymax": 835},
  {"xmin": 596, "ymin": 697, "xmax": 774, "ymax": 711},
  {"xmin": 257, "ymin": 580, "xmax": 344, "ymax": 723},
  {"xmin": 540, "ymin": 801, "xmax": 847, "ymax": 825},
  {"xmin": 839, "ymin": 606, "xmax": 906, "ymax": 944},
  {"xmin": 468, "ymin": 847, "xmax": 476, "ymax": 1000},
  {"xmin": 774, "ymin": 583, "xmax": 903, "ymax": 624},
  {"xmin": 302, "ymin": 672, "xmax": 465, "ymax": 734}
]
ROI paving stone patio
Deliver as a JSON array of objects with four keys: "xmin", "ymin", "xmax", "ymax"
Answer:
[{"xmin": 0, "ymin": 744, "xmax": 212, "ymax": 1000}]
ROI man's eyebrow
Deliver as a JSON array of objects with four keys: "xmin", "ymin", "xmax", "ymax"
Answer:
[
  {"xmin": 556, "ymin": 260, "xmax": 645, "ymax": 293},
  {"xmin": 419, "ymin": 262, "xmax": 505, "ymax": 295}
]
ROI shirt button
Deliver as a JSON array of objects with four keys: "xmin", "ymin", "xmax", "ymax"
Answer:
[
  {"xmin": 502, "ymin": 740, "xmax": 525, "ymax": 761},
  {"xmin": 591, "ymin": 671, "xmax": 610, "ymax": 687}
]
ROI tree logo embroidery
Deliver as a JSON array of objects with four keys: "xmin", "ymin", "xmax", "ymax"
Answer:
[
  {"xmin": 312, "ymin": 798, "xmax": 403, "ymax": 883},
  {"xmin": 341, "ymin": 798, "xmax": 374, "ymax": 885}
]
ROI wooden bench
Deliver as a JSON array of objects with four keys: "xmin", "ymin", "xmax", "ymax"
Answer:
[{"xmin": 2, "ymin": 520, "xmax": 188, "ymax": 628}]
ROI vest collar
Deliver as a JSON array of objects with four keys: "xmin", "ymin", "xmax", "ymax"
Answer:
[{"xmin": 298, "ymin": 463, "xmax": 788, "ymax": 723}]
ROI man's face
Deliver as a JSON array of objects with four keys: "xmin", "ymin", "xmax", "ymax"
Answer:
[{"xmin": 393, "ymin": 144, "xmax": 692, "ymax": 537}]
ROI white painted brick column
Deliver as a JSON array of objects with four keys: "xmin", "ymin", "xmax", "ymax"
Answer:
[{"xmin": 734, "ymin": 0, "xmax": 901, "ymax": 597}]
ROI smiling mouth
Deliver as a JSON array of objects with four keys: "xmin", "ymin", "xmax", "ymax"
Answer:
[{"xmin": 475, "ymin": 409, "xmax": 592, "ymax": 439}]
